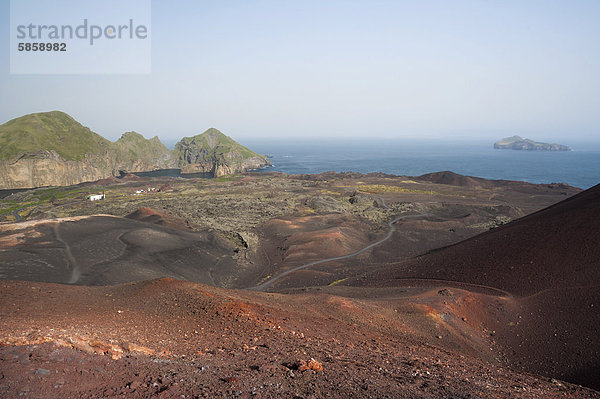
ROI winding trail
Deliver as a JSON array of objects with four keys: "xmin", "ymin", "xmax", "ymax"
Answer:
[
  {"xmin": 388, "ymin": 278, "xmax": 513, "ymax": 297},
  {"xmin": 250, "ymin": 198, "xmax": 429, "ymax": 291},
  {"xmin": 52, "ymin": 222, "xmax": 80, "ymax": 284}
]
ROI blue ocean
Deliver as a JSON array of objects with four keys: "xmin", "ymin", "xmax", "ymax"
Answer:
[
  {"xmin": 242, "ymin": 139, "xmax": 600, "ymax": 189},
  {"xmin": 1, "ymin": 139, "xmax": 597, "ymax": 200}
]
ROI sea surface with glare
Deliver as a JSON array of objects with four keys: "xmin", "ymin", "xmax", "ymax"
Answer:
[{"xmin": 242, "ymin": 138, "xmax": 600, "ymax": 190}]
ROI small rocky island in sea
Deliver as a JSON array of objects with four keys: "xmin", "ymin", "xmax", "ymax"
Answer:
[{"xmin": 494, "ymin": 135, "xmax": 571, "ymax": 151}]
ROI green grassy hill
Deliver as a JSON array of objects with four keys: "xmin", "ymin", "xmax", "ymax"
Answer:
[
  {"xmin": 175, "ymin": 128, "xmax": 261, "ymax": 159},
  {"xmin": 173, "ymin": 128, "xmax": 265, "ymax": 165},
  {"xmin": 0, "ymin": 111, "xmax": 112, "ymax": 161},
  {"xmin": 114, "ymin": 131, "xmax": 173, "ymax": 167},
  {"xmin": 0, "ymin": 112, "xmax": 174, "ymax": 166},
  {"xmin": 0, "ymin": 112, "xmax": 270, "ymax": 187}
]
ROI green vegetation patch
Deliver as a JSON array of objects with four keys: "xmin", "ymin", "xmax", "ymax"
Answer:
[
  {"xmin": 328, "ymin": 278, "xmax": 348, "ymax": 287},
  {"xmin": 357, "ymin": 184, "xmax": 437, "ymax": 195},
  {"xmin": 0, "ymin": 111, "xmax": 111, "ymax": 161},
  {"xmin": 114, "ymin": 131, "xmax": 172, "ymax": 164},
  {"xmin": 173, "ymin": 128, "xmax": 267, "ymax": 167}
]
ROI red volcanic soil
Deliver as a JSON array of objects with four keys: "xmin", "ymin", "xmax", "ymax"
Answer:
[
  {"xmin": 248, "ymin": 214, "xmax": 376, "ymax": 287},
  {"xmin": 353, "ymin": 184, "xmax": 600, "ymax": 389},
  {"xmin": 364, "ymin": 183, "xmax": 600, "ymax": 295},
  {"xmin": 0, "ymin": 175, "xmax": 597, "ymax": 396},
  {"xmin": 262, "ymin": 215, "xmax": 372, "ymax": 262},
  {"xmin": 1, "ymin": 278, "xmax": 598, "ymax": 398}
]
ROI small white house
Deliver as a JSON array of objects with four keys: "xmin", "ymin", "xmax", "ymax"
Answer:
[{"xmin": 88, "ymin": 194, "xmax": 105, "ymax": 201}]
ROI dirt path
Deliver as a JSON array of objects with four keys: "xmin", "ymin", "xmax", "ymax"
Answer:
[
  {"xmin": 52, "ymin": 222, "xmax": 80, "ymax": 284},
  {"xmin": 387, "ymin": 278, "xmax": 513, "ymax": 297},
  {"xmin": 250, "ymin": 198, "xmax": 429, "ymax": 291}
]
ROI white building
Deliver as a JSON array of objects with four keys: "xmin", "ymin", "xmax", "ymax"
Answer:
[{"xmin": 88, "ymin": 194, "xmax": 105, "ymax": 201}]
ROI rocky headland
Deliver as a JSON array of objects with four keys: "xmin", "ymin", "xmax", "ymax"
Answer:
[
  {"xmin": 173, "ymin": 128, "xmax": 270, "ymax": 177},
  {"xmin": 0, "ymin": 111, "xmax": 270, "ymax": 189}
]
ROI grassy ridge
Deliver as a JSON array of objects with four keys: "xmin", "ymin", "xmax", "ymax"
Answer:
[
  {"xmin": 0, "ymin": 112, "xmax": 175, "ymax": 165},
  {"xmin": 1, "ymin": 113, "xmax": 265, "ymax": 165},
  {"xmin": 174, "ymin": 128, "xmax": 263, "ymax": 160},
  {"xmin": 173, "ymin": 128, "xmax": 267, "ymax": 167},
  {"xmin": 114, "ymin": 131, "xmax": 172, "ymax": 166},
  {"xmin": 0, "ymin": 111, "xmax": 112, "ymax": 161},
  {"xmin": 0, "ymin": 112, "xmax": 268, "ymax": 185}
]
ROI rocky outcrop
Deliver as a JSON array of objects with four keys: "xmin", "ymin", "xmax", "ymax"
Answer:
[
  {"xmin": 0, "ymin": 146, "xmax": 171, "ymax": 190},
  {"xmin": 494, "ymin": 136, "xmax": 571, "ymax": 151},
  {"xmin": 174, "ymin": 128, "xmax": 271, "ymax": 177},
  {"xmin": 0, "ymin": 150, "xmax": 118, "ymax": 189},
  {"xmin": 179, "ymin": 157, "xmax": 270, "ymax": 176},
  {"xmin": 114, "ymin": 132, "xmax": 176, "ymax": 172}
]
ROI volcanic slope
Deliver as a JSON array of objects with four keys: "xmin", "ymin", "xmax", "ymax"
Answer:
[
  {"xmin": 0, "ymin": 175, "xmax": 598, "ymax": 397},
  {"xmin": 1, "ymin": 278, "xmax": 599, "ymax": 398},
  {"xmin": 350, "ymin": 183, "xmax": 600, "ymax": 389},
  {"xmin": 0, "ymin": 210, "xmax": 239, "ymax": 287}
]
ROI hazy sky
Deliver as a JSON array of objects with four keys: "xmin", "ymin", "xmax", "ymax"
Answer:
[{"xmin": 1, "ymin": 0, "xmax": 599, "ymax": 142}]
